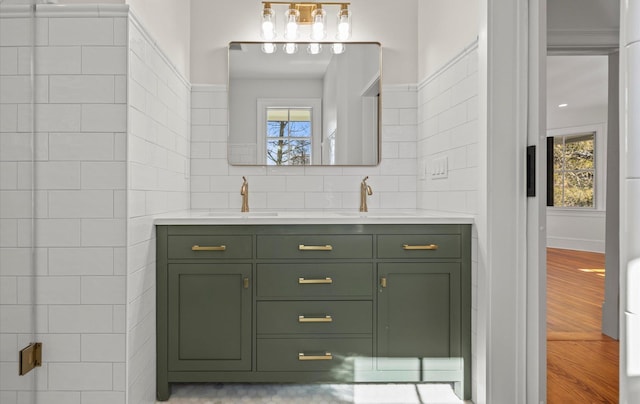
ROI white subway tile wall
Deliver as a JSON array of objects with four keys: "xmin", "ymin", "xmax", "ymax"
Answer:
[
  {"xmin": 190, "ymin": 85, "xmax": 417, "ymax": 211},
  {"xmin": 126, "ymin": 15, "xmax": 191, "ymax": 404},
  {"xmin": 417, "ymin": 45, "xmax": 479, "ymax": 402},
  {"xmin": 417, "ymin": 46, "xmax": 479, "ymax": 214},
  {"xmin": 0, "ymin": 6, "xmax": 189, "ymax": 404},
  {"xmin": 0, "ymin": 7, "xmax": 128, "ymax": 403}
]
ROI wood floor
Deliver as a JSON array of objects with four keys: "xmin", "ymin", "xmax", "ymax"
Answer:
[{"xmin": 547, "ymin": 247, "xmax": 619, "ymax": 404}]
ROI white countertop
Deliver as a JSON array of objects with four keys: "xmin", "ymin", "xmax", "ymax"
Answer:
[{"xmin": 153, "ymin": 209, "xmax": 475, "ymax": 225}]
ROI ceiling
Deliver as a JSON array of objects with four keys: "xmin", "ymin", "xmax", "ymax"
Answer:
[{"xmin": 546, "ymin": 54, "xmax": 609, "ymax": 124}]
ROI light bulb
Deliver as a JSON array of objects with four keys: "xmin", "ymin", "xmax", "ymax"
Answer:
[
  {"xmin": 307, "ymin": 43, "xmax": 322, "ymax": 55},
  {"xmin": 285, "ymin": 22, "xmax": 298, "ymax": 40},
  {"xmin": 331, "ymin": 43, "xmax": 345, "ymax": 54},
  {"xmin": 262, "ymin": 42, "xmax": 276, "ymax": 54},
  {"xmin": 260, "ymin": 5, "xmax": 276, "ymax": 40},
  {"xmin": 284, "ymin": 8, "xmax": 299, "ymax": 41},
  {"xmin": 336, "ymin": 6, "xmax": 351, "ymax": 41},
  {"xmin": 310, "ymin": 7, "xmax": 326, "ymax": 41}
]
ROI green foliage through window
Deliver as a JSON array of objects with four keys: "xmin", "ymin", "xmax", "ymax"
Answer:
[{"xmin": 552, "ymin": 133, "xmax": 595, "ymax": 208}]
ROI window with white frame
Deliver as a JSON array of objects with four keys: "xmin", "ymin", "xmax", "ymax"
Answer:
[
  {"xmin": 257, "ymin": 99, "xmax": 321, "ymax": 165},
  {"xmin": 548, "ymin": 132, "xmax": 596, "ymax": 208}
]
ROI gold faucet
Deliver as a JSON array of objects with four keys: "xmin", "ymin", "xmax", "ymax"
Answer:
[
  {"xmin": 240, "ymin": 176, "xmax": 249, "ymax": 212},
  {"xmin": 359, "ymin": 176, "xmax": 373, "ymax": 212}
]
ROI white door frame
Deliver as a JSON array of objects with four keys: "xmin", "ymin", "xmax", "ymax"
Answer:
[{"xmin": 478, "ymin": 0, "xmax": 544, "ymax": 402}]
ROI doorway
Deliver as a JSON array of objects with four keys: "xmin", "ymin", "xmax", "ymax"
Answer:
[{"xmin": 545, "ymin": 53, "xmax": 620, "ymax": 402}]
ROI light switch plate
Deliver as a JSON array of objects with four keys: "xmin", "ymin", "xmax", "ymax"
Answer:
[{"xmin": 431, "ymin": 156, "xmax": 448, "ymax": 179}]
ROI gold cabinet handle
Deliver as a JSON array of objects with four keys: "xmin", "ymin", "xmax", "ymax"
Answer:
[
  {"xmin": 298, "ymin": 244, "xmax": 333, "ymax": 251},
  {"xmin": 298, "ymin": 315, "xmax": 333, "ymax": 323},
  {"xmin": 243, "ymin": 277, "xmax": 249, "ymax": 289},
  {"xmin": 191, "ymin": 245, "xmax": 226, "ymax": 251},
  {"xmin": 402, "ymin": 243, "xmax": 438, "ymax": 250},
  {"xmin": 380, "ymin": 277, "xmax": 387, "ymax": 288},
  {"xmin": 298, "ymin": 277, "xmax": 333, "ymax": 284},
  {"xmin": 298, "ymin": 352, "xmax": 333, "ymax": 361}
]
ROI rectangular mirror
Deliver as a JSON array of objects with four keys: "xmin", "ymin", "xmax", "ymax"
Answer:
[{"xmin": 228, "ymin": 42, "xmax": 381, "ymax": 166}]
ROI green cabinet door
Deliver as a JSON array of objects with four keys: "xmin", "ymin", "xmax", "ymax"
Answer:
[
  {"xmin": 377, "ymin": 262, "xmax": 462, "ymax": 371},
  {"xmin": 167, "ymin": 263, "xmax": 252, "ymax": 371}
]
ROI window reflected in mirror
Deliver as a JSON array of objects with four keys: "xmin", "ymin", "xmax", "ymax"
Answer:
[{"xmin": 266, "ymin": 107, "xmax": 313, "ymax": 165}]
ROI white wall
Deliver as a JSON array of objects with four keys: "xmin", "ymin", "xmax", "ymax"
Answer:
[
  {"xmin": 190, "ymin": 0, "xmax": 418, "ymax": 85},
  {"xmin": 417, "ymin": 1, "xmax": 479, "ymax": 80},
  {"xmin": 545, "ymin": 124, "xmax": 607, "ymax": 253},
  {"xmin": 58, "ymin": 0, "xmax": 191, "ymax": 80}
]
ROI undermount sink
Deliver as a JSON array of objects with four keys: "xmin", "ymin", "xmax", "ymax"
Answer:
[
  {"xmin": 335, "ymin": 211, "xmax": 413, "ymax": 217},
  {"xmin": 203, "ymin": 211, "xmax": 279, "ymax": 218}
]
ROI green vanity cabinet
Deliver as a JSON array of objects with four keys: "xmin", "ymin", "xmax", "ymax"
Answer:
[
  {"xmin": 156, "ymin": 223, "xmax": 471, "ymax": 401},
  {"xmin": 167, "ymin": 263, "xmax": 252, "ymax": 372}
]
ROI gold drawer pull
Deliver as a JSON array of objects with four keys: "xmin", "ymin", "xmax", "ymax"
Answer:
[
  {"xmin": 243, "ymin": 277, "xmax": 249, "ymax": 289},
  {"xmin": 298, "ymin": 277, "xmax": 333, "ymax": 284},
  {"xmin": 192, "ymin": 245, "xmax": 226, "ymax": 251},
  {"xmin": 298, "ymin": 315, "xmax": 333, "ymax": 323},
  {"xmin": 298, "ymin": 352, "xmax": 333, "ymax": 361},
  {"xmin": 402, "ymin": 243, "xmax": 438, "ymax": 250},
  {"xmin": 380, "ymin": 277, "xmax": 387, "ymax": 288},
  {"xmin": 298, "ymin": 244, "xmax": 333, "ymax": 251}
]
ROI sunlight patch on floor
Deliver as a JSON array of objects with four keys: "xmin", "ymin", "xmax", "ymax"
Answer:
[{"xmin": 578, "ymin": 268, "xmax": 606, "ymax": 277}]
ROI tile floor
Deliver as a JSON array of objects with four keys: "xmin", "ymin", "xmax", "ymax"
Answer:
[{"xmin": 159, "ymin": 383, "xmax": 468, "ymax": 404}]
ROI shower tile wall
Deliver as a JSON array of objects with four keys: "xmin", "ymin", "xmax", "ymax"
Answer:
[
  {"xmin": 1, "ymin": 5, "xmax": 190, "ymax": 404},
  {"xmin": 190, "ymin": 85, "xmax": 417, "ymax": 211},
  {"xmin": 1, "ymin": 7, "xmax": 128, "ymax": 404}
]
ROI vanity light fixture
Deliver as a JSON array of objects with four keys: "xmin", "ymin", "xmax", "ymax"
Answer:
[{"xmin": 260, "ymin": 2, "xmax": 351, "ymax": 49}]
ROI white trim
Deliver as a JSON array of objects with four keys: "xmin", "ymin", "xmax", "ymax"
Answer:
[
  {"xmin": 417, "ymin": 39, "xmax": 479, "ymax": 91},
  {"xmin": 192, "ymin": 84, "xmax": 227, "ymax": 92},
  {"xmin": 128, "ymin": 10, "xmax": 190, "ymax": 89},
  {"xmin": 546, "ymin": 236, "xmax": 605, "ymax": 253},
  {"xmin": 0, "ymin": 3, "xmax": 129, "ymax": 17},
  {"xmin": 548, "ymin": 28, "xmax": 619, "ymax": 49}
]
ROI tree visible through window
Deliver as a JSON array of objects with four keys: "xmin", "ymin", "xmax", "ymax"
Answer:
[
  {"xmin": 551, "ymin": 132, "xmax": 595, "ymax": 208},
  {"xmin": 266, "ymin": 108, "xmax": 312, "ymax": 165}
]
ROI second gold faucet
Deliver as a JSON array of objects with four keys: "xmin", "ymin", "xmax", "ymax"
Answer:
[
  {"xmin": 360, "ymin": 176, "xmax": 373, "ymax": 212},
  {"xmin": 241, "ymin": 176, "xmax": 249, "ymax": 212}
]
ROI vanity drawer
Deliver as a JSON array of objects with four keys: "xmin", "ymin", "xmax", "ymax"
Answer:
[
  {"xmin": 257, "ymin": 338, "xmax": 373, "ymax": 372},
  {"xmin": 167, "ymin": 235, "xmax": 252, "ymax": 259},
  {"xmin": 257, "ymin": 263, "xmax": 373, "ymax": 298},
  {"xmin": 257, "ymin": 301, "xmax": 372, "ymax": 335},
  {"xmin": 257, "ymin": 235, "xmax": 372, "ymax": 259},
  {"xmin": 377, "ymin": 234, "xmax": 461, "ymax": 259}
]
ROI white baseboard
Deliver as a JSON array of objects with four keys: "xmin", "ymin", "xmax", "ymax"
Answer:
[{"xmin": 546, "ymin": 237, "xmax": 605, "ymax": 253}]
